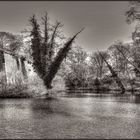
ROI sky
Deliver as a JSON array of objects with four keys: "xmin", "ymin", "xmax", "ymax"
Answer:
[{"xmin": 0, "ymin": 1, "xmax": 136, "ymax": 52}]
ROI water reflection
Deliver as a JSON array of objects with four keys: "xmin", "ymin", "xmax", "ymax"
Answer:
[{"xmin": 64, "ymin": 91, "xmax": 140, "ymax": 104}]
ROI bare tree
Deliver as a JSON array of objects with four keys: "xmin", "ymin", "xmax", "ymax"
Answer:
[
  {"xmin": 115, "ymin": 44, "xmax": 140, "ymax": 74},
  {"xmin": 98, "ymin": 52, "xmax": 125, "ymax": 93},
  {"xmin": 108, "ymin": 41, "xmax": 131, "ymax": 77},
  {"xmin": 90, "ymin": 51, "xmax": 108, "ymax": 79},
  {"xmin": 63, "ymin": 46, "xmax": 88, "ymax": 88},
  {"xmin": 125, "ymin": 1, "xmax": 140, "ymax": 24}
]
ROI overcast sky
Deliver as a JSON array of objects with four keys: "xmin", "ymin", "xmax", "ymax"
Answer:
[{"xmin": 0, "ymin": 1, "xmax": 136, "ymax": 52}]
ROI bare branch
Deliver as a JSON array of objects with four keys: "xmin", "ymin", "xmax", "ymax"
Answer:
[{"xmin": 115, "ymin": 45, "xmax": 140, "ymax": 73}]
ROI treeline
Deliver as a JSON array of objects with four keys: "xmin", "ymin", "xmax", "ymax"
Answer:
[
  {"xmin": 0, "ymin": 12, "xmax": 83, "ymax": 97},
  {"xmin": 55, "ymin": 1, "xmax": 140, "ymax": 93},
  {"xmin": 59, "ymin": 41, "xmax": 139, "ymax": 92},
  {"xmin": 1, "ymin": 1, "xmax": 140, "ymax": 96}
]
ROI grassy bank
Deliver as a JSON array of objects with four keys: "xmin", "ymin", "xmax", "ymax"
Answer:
[
  {"xmin": 0, "ymin": 83, "xmax": 32, "ymax": 98},
  {"xmin": 0, "ymin": 79, "xmax": 140, "ymax": 98}
]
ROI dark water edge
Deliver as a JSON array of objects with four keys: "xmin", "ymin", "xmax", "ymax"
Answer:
[{"xmin": 0, "ymin": 87, "xmax": 140, "ymax": 99}]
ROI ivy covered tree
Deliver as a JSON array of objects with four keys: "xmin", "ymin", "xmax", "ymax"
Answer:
[{"xmin": 28, "ymin": 13, "xmax": 83, "ymax": 89}]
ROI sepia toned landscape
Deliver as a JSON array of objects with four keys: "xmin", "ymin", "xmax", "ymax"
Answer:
[{"xmin": 1, "ymin": 1, "xmax": 140, "ymax": 139}]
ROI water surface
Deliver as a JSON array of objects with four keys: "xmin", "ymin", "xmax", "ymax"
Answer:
[{"xmin": 0, "ymin": 93, "xmax": 140, "ymax": 139}]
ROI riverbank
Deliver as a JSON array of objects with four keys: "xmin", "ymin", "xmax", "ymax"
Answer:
[
  {"xmin": 0, "ymin": 89, "xmax": 139, "ymax": 99},
  {"xmin": 0, "ymin": 83, "xmax": 140, "ymax": 99}
]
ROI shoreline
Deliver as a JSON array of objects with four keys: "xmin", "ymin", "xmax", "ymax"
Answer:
[{"xmin": 0, "ymin": 88, "xmax": 140, "ymax": 99}]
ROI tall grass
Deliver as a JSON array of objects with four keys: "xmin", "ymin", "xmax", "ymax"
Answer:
[
  {"xmin": 0, "ymin": 70, "xmax": 47, "ymax": 98},
  {"xmin": 0, "ymin": 71, "xmax": 30, "ymax": 98}
]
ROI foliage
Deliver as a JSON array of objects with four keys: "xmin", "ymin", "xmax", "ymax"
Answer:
[
  {"xmin": 43, "ymin": 31, "xmax": 82, "ymax": 88},
  {"xmin": 89, "ymin": 51, "xmax": 109, "ymax": 79},
  {"xmin": 63, "ymin": 46, "xmax": 88, "ymax": 88},
  {"xmin": 3, "ymin": 2, "xmax": 140, "ymax": 95},
  {"xmin": 28, "ymin": 13, "xmax": 83, "ymax": 89},
  {"xmin": 108, "ymin": 41, "xmax": 131, "ymax": 77},
  {"xmin": 125, "ymin": 1, "xmax": 140, "ymax": 24}
]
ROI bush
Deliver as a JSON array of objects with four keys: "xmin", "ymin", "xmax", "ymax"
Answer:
[
  {"xmin": 65, "ymin": 72, "xmax": 88, "ymax": 89},
  {"xmin": 0, "ymin": 83, "xmax": 31, "ymax": 98},
  {"xmin": 101, "ymin": 76, "xmax": 114, "ymax": 85}
]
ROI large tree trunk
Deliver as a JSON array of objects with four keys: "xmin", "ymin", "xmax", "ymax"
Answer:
[{"xmin": 99, "ymin": 52, "xmax": 125, "ymax": 94}]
